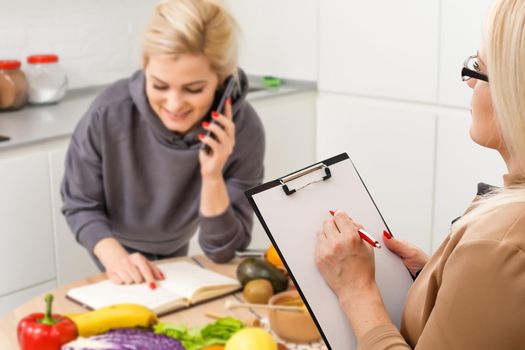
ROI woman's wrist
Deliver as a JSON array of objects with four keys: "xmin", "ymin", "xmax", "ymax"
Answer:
[
  {"xmin": 93, "ymin": 237, "xmax": 128, "ymax": 268},
  {"xmin": 200, "ymin": 173, "xmax": 230, "ymax": 216},
  {"xmin": 201, "ymin": 172, "xmax": 224, "ymax": 184},
  {"xmin": 338, "ymin": 281, "xmax": 378, "ymax": 309},
  {"xmin": 338, "ymin": 283, "xmax": 392, "ymax": 340}
]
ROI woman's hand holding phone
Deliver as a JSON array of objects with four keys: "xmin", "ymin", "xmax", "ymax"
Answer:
[{"xmin": 198, "ymin": 97, "xmax": 235, "ymax": 179}]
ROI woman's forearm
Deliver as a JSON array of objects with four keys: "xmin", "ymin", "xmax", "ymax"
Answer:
[
  {"xmin": 339, "ymin": 284, "xmax": 393, "ymax": 341},
  {"xmin": 200, "ymin": 174, "xmax": 230, "ymax": 216}
]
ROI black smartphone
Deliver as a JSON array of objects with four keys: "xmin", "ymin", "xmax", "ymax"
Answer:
[
  {"xmin": 0, "ymin": 134, "xmax": 10, "ymax": 142},
  {"xmin": 201, "ymin": 75, "xmax": 236, "ymax": 155}
]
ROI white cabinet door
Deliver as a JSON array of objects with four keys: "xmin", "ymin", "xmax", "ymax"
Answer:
[
  {"xmin": 319, "ymin": 0, "xmax": 440, "ymax": 103},
  {"xmin": 0, "ymin": 153, "xmax": 56, "ymax": 295},
  {"xmin": 0, "ymin": 280, "xmax": 56, "ymax": 317},
  {"xmin": 250, "ymin": 93, "xmax": 317, "ymax": 250},
  {"xmin": 317, "ymin": 93, "xmax": 436, "ymax": 253},
  {"xmin": 49, "ymin": 148, "xmax": 99, "ymax": 286},
  {"xmin": 432, "ymin": 110, "xmax": 506, "ymax": 250}
]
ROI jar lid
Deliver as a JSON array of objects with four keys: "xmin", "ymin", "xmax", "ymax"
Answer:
[
  {"xmin": 27, "ymin": 54, "xmax": 59, "ymax": 64},
  {"xmin": 0, "ymin": 60, "xmax": 21, "ymax": 70}
]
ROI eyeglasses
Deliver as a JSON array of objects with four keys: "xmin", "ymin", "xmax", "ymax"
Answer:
[{"xmin": 461, "ymin": 55, "xmax": 489, "ymax": 82}]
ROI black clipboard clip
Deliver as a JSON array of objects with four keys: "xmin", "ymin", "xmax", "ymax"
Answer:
[{"xmin": 280, "ymin": 163, "xmax": 331, "ymax": 196}]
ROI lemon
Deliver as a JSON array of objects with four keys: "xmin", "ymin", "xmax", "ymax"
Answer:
[{"xmin": 225, "ymin": 327, "xmax": 277, "ymax": 350}]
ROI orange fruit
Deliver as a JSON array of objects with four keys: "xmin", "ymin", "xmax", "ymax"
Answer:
[{"xmin": 265, "ymin": 245, "xmax": 285, "ymax": 270}]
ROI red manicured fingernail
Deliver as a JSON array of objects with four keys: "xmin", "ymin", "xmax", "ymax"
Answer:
[
  {"xmin": 198, "ymin": 133, "xmax": 205, "ymax": 140},
  {"xmin": 329, "ymin": 210, "xmax": 335, "ymax": 216},
  {"xmin": 149, "ymin": 282, "xmax": 157, "ymax": 290},
  {"xmin": 202, "ymin": 121, "xmax": 210, "ymax": 128},
  {"xmin": 226, "ymin": 97, "xmax": 232, "ymax": 105},
  {"xmin": 212, "ymin": 111, "xmax": 219, "ymax": 119},
  {"xmin": 159, "ymin": 271, "xmax": 165, "ymax": 279},
  {"xmin": 383, "ymin": 230, "xmax": 392, "ymax": 239}
]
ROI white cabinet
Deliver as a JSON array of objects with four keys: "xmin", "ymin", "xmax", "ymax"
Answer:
[
  {"xmin": 0, "ymin": 153, "xmax": 56, "ymax": 295},
  {"xmin": 317, "ymin": 93, "xmax": 436, "ymax": 253},
  {"xmin": 0, "ymin": 280, "xmax": 56, "ymax": 317},
  {"xmin": 49, "ymin": 148, "xmax": 99, "ymax": 286},
  {"xmin": 0, "ymin": 141, "xmax": 97, "ymax": 313},
  {"xmin": 251, "ymin": 92, "xmax": 317, "ymax": 249},
  {"xmin": 432, "ymin": 110, "xmax": 506, "ymax": 249},
  {"xmin": 319, "ymin": 0, "xmax": 440, "ymax": 103},
  {"xmin": 438, "ymin": 0, "xmax": 493, "ymax": 108}
]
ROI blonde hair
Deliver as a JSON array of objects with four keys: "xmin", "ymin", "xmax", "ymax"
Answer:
[
  {"xmin": 453, "ymin": 0, "xmax": 525, "ymax": 229},
  {"xmin": 142, "ymin": 0, "xmax": 239, "ymax": 85}
]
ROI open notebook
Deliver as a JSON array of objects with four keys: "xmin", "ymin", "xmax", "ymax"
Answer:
[{"xmin": 66, "ymin": 261, "xmax": 241, "ymax": 315}]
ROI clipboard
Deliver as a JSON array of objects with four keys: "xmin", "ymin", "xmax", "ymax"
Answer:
[{"xmin": 245, "ymin": 153, "xmax": 413, "ymax": 350}]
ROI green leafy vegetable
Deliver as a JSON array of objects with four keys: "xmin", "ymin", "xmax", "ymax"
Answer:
[{"xmin": 154, "ymin": 317, "xmax": 244, "ymax": 350}]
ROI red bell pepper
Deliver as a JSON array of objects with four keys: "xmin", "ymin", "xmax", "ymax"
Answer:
[{"xmin": 17, "ymin": 293, "xmax": 77, "ymax": 350}]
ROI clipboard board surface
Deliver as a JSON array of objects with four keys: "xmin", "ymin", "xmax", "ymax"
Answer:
[{"xmin": 245, "ymin": 153, "xmax": 413, "ymax": 350}]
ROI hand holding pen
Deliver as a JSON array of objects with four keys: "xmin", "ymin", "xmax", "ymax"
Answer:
[
  {"xmin": 329, "ymin": 210, "xmax": 381, "ymax": 248},
  {"xmin": 315, "ymin": 209, "xmax": 377, "ymax": 297}
]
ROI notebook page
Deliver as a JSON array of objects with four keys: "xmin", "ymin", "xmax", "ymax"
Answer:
[
  {"xmin": 158, "ymin": 261, "xmax": 240, "ymax": 300},
  {"xmin": 67, "ymin": 280, "xmax": 181, "ymax": 310}
]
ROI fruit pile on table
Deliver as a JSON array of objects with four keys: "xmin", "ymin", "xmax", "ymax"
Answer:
[{"xmin": 16, "ymin": 246, "xmax": 324, "ymax": 350}]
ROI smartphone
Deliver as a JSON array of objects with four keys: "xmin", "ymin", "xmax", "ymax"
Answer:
[{"xmin": 201, "ymin": 75, "xmax": 236, "ymax": 155}]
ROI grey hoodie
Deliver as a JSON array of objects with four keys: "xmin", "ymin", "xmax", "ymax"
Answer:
[{"xmin": 61, "ymin": 69, "xmax": 265, "ymax": 263}]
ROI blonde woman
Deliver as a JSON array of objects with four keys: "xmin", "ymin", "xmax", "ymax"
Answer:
[
  {"xmin": 61, "ymin": 0, "xmax": 265, "ymax": 287},
  {"xmin": 315, "ymin": 0, "xmax": 525, "ymax": 348}
]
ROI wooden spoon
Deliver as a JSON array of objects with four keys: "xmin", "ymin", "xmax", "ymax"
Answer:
[{"xmin": 224, "ymin": 300, "xmax": 305, "ymax": 312}]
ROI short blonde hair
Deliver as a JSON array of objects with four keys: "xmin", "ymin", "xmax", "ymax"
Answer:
[{"xmin": 142, "ymin": 0, "xmax": 239, "ymax": 85}]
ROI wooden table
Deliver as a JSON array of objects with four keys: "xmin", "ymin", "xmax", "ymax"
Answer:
[{"xmin": 0, "ymin": 256, "xmax": 261, "ymax": 349}]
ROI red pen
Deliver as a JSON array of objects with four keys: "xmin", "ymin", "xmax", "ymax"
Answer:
[{"xmin": 329, "ymin": 210, "xmax": 382, "ymax": 248}]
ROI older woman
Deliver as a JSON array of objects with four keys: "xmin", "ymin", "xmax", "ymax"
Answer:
[
  {"xmin": 315, "ymin": 0, "xmax": 525, "ymax": 348},
  {"xmin": 61, "ymin": 0, "xmax": 264, "ymax": 287}
]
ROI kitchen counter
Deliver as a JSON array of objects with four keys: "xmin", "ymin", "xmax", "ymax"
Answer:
[{"xmin": 0, "ymin": 75, "xmax": 316, "ymax": 150}]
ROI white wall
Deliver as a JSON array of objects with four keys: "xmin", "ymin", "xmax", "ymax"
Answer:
[
  {"xmin": 228, "ymin": 0, "xmax": 318, "ymax": 81},
  {"xmin": 0, "ymin": 0, "xmax": 317, "ymax": 89},
  {"xmin": 317, "ymin": 0, "xmax": 499, "ymax": 252},
  {"xmin": 0, "ymin": 0, "xmax": 158, "ymax": 89}
]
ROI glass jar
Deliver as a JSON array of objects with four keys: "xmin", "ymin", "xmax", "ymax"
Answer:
[
  {"xmin": 25, "ymin": 54, "xmax": 68, "ymax": 104},
  {"xmin": 0, "ymin": 60, "xmax": 28, "ymax": 110}
]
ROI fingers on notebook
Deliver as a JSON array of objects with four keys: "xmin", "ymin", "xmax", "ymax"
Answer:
[
  {"xmin": 152, "ymin": 265, "xmax": 165, "ymax": 280},
  {"xmin": 134, "ymin": 262, "xmax": 155, "ymax": 286},
  {"xmin": 107, "ymin": 270, "xmax": 123, "ymax": 284}
]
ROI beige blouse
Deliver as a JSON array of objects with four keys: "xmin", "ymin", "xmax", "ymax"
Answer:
[{"xmin": 359, "ymin": 175, "xmax": 525, "ymax": 350}]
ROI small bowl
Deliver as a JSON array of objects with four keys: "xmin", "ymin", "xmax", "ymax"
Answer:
[{"xmin": 268, "ymin": 290, "xmax": 321, "ymax": 343}]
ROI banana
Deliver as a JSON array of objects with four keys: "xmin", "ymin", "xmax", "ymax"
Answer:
[{"xmin": 68, "ymin": 304, "xmax": 158, "ymax": 337}]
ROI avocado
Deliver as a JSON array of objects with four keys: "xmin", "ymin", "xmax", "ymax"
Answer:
[{"xmin": 236, "ymin": 258, "xmax": 289, "ymax": 293}]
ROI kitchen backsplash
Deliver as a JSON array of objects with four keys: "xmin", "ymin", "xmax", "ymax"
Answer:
[
  {"xmin": 1, "ymin": 0, "xmax": 318, "ymax": 89},
  {"xmin": 0, "ymin": 0, "xmax": 157, "ymax": 89}
]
